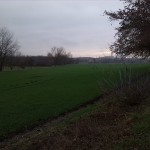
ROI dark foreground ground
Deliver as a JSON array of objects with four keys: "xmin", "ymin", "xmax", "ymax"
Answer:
[{"xmin": 0, "ymin": 74, "xmax": 150, "ymax": 150}]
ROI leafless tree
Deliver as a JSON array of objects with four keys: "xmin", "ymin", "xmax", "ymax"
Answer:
[
  {"xmin": 0, "ymin": 27, "xmax": 19, "ymax": 71},
  {"xmin": 48, "ymin": 47, "xmax": 72, "ymax": 65}
]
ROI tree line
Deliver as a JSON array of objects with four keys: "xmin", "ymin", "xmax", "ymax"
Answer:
[
  {"xmin": 5, "ymin": 51, "xmax": 73, "ymax": 70},
  {"xmin": 0, "ymin": 27, "xmax": 73, "ymax": 71}
]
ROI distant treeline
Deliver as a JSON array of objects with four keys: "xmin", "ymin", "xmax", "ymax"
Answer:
[
  {"xmin": 73, "ymin": 56, "xmax": 150, "ymax": 64},
  {"xmin": 4, "ymin": 55, "xmax": 149, "ymax": 70},
  {"xmin": 3, "ymin": 47, "xmax": 74, "ymax": 70},
  {"xmin": 5, "ymin": 55, "xmax": 73, "ymax": 70}
]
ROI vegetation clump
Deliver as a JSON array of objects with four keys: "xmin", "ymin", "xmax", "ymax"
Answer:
[{"xmin": 116, "ymin": 76, "xmax": 150, "ymax": 106}]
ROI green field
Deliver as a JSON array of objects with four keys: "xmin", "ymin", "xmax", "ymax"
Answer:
[{"xmin": 0, "ymin": 64, "xmax": 149, "ymax": 139}]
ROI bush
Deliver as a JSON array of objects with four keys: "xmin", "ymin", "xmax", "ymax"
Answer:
[
  {"xmin": 116, "ymin": 75, "xmax": 150, "ymax": 107},
  {"xmin": 99, "ymin": 66, "xmax": 150, "ymax": 107}
]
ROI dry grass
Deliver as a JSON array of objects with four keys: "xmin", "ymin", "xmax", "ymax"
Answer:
[{"xmin": 46, "ymin": 112, "xmax": 131, "ymax": 150}]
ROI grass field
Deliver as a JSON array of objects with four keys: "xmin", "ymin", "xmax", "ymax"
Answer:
[{"xmin": 0, "ymin": 64, "xmax": 149, "ymax": 139}]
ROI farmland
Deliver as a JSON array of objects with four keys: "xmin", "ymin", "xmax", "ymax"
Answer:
[{"xmin": 0, "ymin": 64, "xmax": 149, "ymax": 139}]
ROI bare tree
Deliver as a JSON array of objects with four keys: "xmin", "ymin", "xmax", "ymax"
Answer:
[
  {"xmin": 0, "ymin": 27, "xmax": 19, "ymax": 71},
  {"xmin": 48, "ymin": 47, "xmax": 72, "ymax": 65}
]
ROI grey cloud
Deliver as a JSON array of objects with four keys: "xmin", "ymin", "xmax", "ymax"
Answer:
[{"xmin": 0, "ymin": 0, "xmax": 124, "ymax": 57}]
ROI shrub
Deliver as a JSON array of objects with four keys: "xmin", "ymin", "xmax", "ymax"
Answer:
[
  {"xmin": 99, "ymin": 66, "xmax": 150, "ymax": 107},
  {"xmin": 116, "ymin": 74, "xmax": 150, "ymax": 107}
]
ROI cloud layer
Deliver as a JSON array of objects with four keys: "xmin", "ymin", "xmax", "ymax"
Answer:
[{"xmin": 0, "ymin": 0, "xmax": 124, "ymax": 57}]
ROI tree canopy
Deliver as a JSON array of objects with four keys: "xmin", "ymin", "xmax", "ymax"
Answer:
[{"xmin": 105, "ymin": 0, "xmax": 150, "ymax": 58}]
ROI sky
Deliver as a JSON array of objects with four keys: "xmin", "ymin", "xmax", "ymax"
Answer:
[{"xmin": 0, "ymin": 0, "xmax": 124, "ymax": 57}]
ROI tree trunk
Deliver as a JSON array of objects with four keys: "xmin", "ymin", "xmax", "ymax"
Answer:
[
  {"xmin": 0, "ymin": 64, "xmax": 3, "ymax": 71},
  {"xmin": 0, "ymin": 60, "xmax": 4, "ymax": 71}
]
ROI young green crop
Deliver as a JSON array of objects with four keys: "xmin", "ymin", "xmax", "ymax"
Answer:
[{"xmin": 0, "ymin": 64, "xmax": 149, "ymax": 139}]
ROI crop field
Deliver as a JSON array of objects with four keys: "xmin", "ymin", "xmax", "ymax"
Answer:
[{"xmin": 0, "ymin": 64, "xmax": 149, "ymax": 139}]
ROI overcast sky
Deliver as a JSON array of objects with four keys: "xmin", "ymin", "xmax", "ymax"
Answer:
[{"xmin": 0, "ymin": 0, "xmax": 124, "ymax": 57}]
